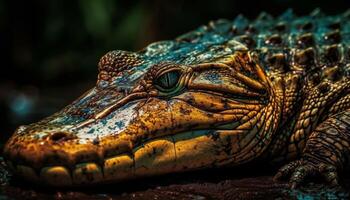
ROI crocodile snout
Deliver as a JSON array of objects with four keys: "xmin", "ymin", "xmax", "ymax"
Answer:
[{"xmin": 3, "ymin": 127, "xmax": 106, "ymax": 186}]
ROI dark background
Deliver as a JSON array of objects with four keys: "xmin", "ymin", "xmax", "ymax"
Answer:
[{"xmin": 1, "ymin": 0, "xmax": 349, "ymax": 145}]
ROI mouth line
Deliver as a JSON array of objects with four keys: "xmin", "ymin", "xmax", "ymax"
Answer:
[{"xmin": 6, "ymin": 128, "xmax": 242, "ymax": 186}]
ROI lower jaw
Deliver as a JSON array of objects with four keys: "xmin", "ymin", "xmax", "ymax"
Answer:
[{"xmin": 7, "ymin": 129, "xmax": 240, "ymax": 187}]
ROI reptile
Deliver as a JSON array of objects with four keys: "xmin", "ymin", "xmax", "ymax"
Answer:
[{"xmin": 3, "ymin": 9, "xmax": 350, "ymax": 188}]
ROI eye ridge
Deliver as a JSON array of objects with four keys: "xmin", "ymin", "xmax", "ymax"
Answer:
[{"xmin": 155, "ymin": 69, "xmax": 182, "ymax": 91}]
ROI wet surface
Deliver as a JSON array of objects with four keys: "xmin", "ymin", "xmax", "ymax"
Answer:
[{"xmin": 0, "ymin": 158, "xmax": 349, "ymax": 200}]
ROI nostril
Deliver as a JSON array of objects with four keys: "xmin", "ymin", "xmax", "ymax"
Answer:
[{"xmin": 50, "ymin": 132, "xmax": 70, "ymax": 142}]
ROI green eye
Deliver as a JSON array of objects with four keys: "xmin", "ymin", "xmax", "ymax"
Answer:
[{"xmin": 155, "ymin": 70, "xmax": 181, "ymax": 92}]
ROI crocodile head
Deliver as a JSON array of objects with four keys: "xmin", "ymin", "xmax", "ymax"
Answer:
[{"xmin": 4, "ymin": 42, "xmax": 283, "ymax": 186}]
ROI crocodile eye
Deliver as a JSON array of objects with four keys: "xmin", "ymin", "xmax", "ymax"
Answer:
[{"xmin": 155, "ymin": 70, "xmax": 181, "ymax": 91}]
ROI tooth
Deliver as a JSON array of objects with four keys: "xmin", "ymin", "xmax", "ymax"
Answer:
[
  {"xmin": 72, "ymin": 163, "xmax": 103, "ymax": 185},
  {"xmin": 104, "ymin": 154, "xmax": 134, "ymax": 181},
  {"xmin": 16, "ymin": 165, "xmax": 40, "ymax": 182},
  {"xmin": 134, "ymin": 137, "xmax": 176, "ymax": 176},
  {"xmin": 40, "ymin": 166, "xmax": 72, "ymax": 186}
]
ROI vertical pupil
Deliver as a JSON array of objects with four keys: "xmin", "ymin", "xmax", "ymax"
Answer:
[
  {"xmin": 164, "ymin": 73, "xmax": 171, "ymax": 88},
  {"xmin": 157, "ymin": 71, "xmax": 180, "ymax": 89}
]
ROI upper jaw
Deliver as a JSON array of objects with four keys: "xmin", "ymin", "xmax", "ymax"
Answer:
[
  {"xmin": 3, "ymin": 126, "xmax": 96, "ymax": 170},
  {"xmin": 3, "ymin": 94, "xmax": 242, "ymax": 186}
]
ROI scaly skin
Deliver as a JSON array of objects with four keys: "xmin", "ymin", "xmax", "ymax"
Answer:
[{"xmin": 3, "ymin": 9, "xmax": 350, "ymax": 188}]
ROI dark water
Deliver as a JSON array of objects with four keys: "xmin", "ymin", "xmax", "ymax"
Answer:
[{"xmin": 0, "ymin": 158, "xmax": 348, "ymax": 200}]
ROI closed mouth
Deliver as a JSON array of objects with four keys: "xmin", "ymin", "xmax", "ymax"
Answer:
[{"xmin": 5, "ymin": 128, "xmax": 238, "ymax": 187}]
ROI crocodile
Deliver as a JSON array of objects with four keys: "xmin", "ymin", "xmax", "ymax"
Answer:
[{"xmin": 3, "ymin": 9, "xmax": 350, "ymax": 188}]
